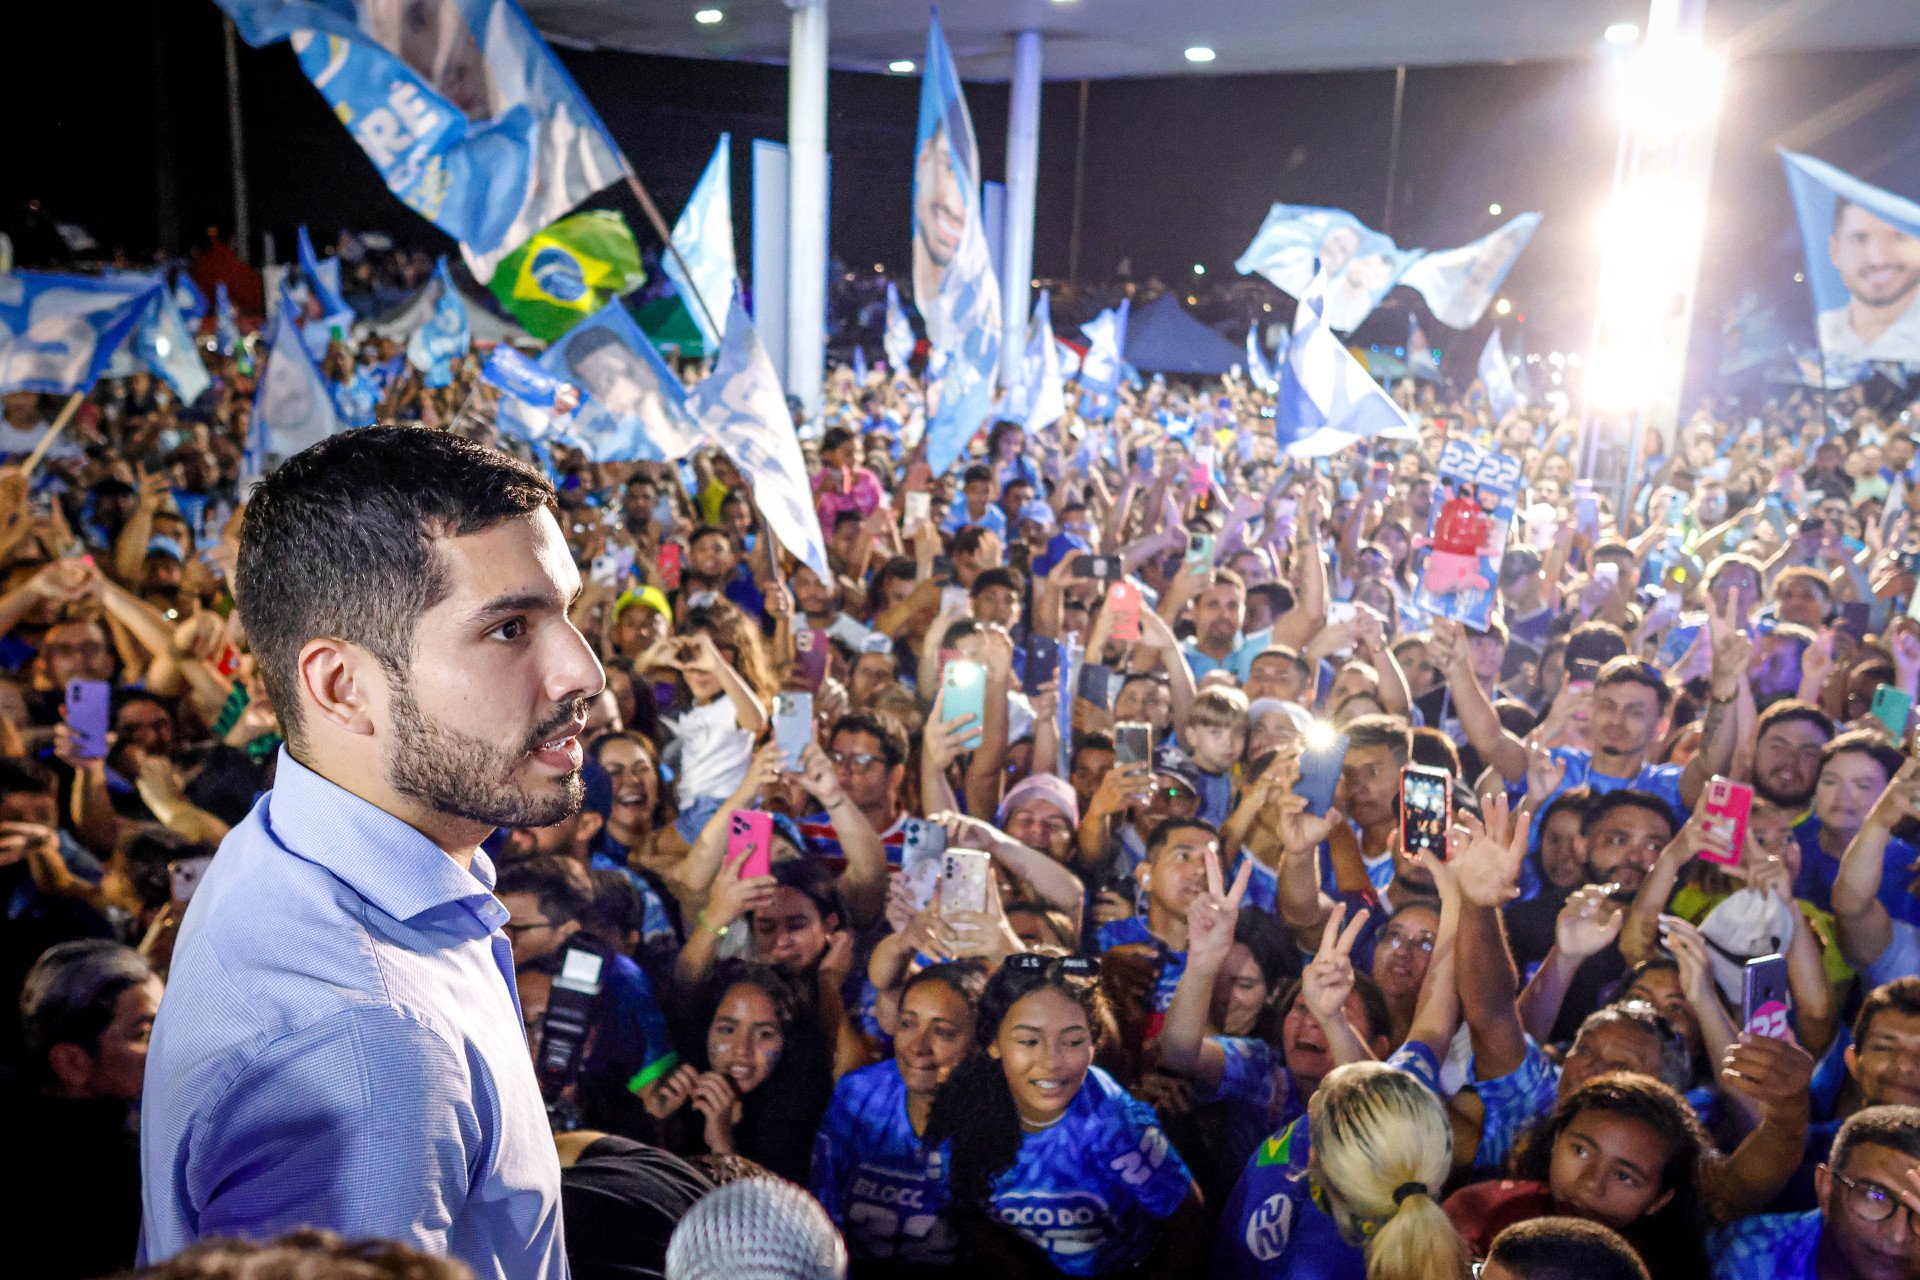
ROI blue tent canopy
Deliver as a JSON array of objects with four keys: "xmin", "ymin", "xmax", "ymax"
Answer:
[{"xmin": 1123, "ymin": 293, "xmax": 1245, "ymax": 375}]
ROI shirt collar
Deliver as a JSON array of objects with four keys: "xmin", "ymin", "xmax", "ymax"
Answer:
[{"xmin": 266, "ymin": 747, "xmax": 506, "ymax": 928}]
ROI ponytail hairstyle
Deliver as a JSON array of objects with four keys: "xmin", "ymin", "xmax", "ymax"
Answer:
[
  {"xmin": 1308, "ymin": 1062, "xmax": 1469, "ymax": 1280},
  {"xmin": 922, "ymin": 952, "xmax": 1111, "ymax": 1208}
]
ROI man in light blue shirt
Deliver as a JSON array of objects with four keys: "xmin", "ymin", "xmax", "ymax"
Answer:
[
  {"xmin": 1174, "ymin": 570, "xmax": 1271, "ymax": 685},
  {"xmin": 142, "ymin": 428, "xmax": 605, "ymax": 1279}
]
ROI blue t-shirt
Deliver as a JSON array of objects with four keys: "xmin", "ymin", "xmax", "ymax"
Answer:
[
  {"xmin": 1528, "ymin": 748, "xmax": 1686, "ymax": 845},
  {"xmin": 1709, "ymin": 1210, "xmax": 1822, "ymax": 1280},
  {"xmin": 1792, "ymin": 814, "xmax": 1920, "ymax": 927},
  {"xmin": 1182, "ymin": 627, "xmax": 1276, "ymax": 685},
  {"xmin": 1468, "ymin": 1036, "xmax": 1562, "ymax": 1171},
  {"xmin": 1208, "ymin": 1036, "xmax": 1305, "ymax": 1140},
  {"xmin": 809, "ymin": 1061, "xmax": 956, "ymax": 1267},
  {"xmin": 1214, "ymin": 1042, "xmax": 1441, "ymax": 1280},
  {"xmin": 1097, "ymin": 916, "xmax": 1187, "ymax": 1014},
  {"xmin": 964, "ymin": 1065, "xmax": 1192, "ymax": 1276}
]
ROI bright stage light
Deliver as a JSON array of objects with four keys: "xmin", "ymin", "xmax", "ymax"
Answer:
[
  {"xmin": 888, "ymin": 59, "xmax": 915, "ymax": 73},
  {"xmin": 1193, "ymin": 263, "xmax": 1205, "ymax": 275},
  {"xmin": 1184, "ymin": 46, "xmax": 1216, "ymax": 63},
  {"xmin": 695, "ymin": 8, "xmax": 723, "ymax": 24},
  {"xmin": 1489, "ymin": 202, "xmax": 1503, "ymax": 216},
  {"xmin": 1604, "ymin": 21, "xmax": 1640, "ymax": 44},
  {"xmin": 1494, "ymin": 298, "xmax": 1512, "ymax": 316},
  {"xmin": 1616, "ymin": 40, "xmax": 1723, "ymax": 136}
]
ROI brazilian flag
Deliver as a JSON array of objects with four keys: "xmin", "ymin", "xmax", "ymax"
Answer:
[{"xmin": 488, "ymin": 210, "xmax": 645, "ymax": 342}]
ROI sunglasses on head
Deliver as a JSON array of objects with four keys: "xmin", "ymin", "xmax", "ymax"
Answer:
[{"xmin": 1005, "ymin": 952, "xmax": 1100, "ymax": 980}]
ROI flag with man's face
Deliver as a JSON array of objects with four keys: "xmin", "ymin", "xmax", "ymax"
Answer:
[{"xmin": 488, "ymin": 210, "xmax": 645, "ymax": 342}]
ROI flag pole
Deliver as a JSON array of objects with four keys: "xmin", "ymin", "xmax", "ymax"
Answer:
[
  {"xmin": 622, "ymin": 172, "xmax": 725, "ymax": 354},
  {"xmin": 22, "ymin": 393, "xmax": 85, "ymax": 479}
]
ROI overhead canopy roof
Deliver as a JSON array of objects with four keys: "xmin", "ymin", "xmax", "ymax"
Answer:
[{"xmin": 526, "ymin": 0, "xmax": 1920, "ymax": 80}]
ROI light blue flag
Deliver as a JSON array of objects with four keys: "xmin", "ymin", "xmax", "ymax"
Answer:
[
  {"xmin": 131, "ymin": 287, "xmax": 213, "ymax": 403},
  {"xmin": 482, "ymin": 344, "xmax": 566, "ymax": 441},
  {"xmin": 1006, "ymin": 289, "xmax": 1065, "ymax": 433},
  {"xmin": 688, "ymin": 293, "xmax": 830, "ymax": 580},
  {"xmin": 915, "ymin": 12, "xmax": 1003, "ymax": 474},
  {"xmin": 665, "ymin": 134, "xmax": 737, "ymax": 351},
  {"xmin": 883, "ymin": 281, "xmax": 914, "ymax": 371},
  {"xmin": 330, "ymin": 369, "xmax": 381, "ymax": 428},
  {"xmin": 171, "ymin": 270, "xmax": 209, "ymax": 325},
  {"xmin": 1478, "ymin": 327, "xmax": 1520, "ymax": 422},
  {"xmin": 1274, "ymin": 276, "xmax": 1417, "ymax": 458},
  {"xmin": 217, "ymin": 0, "xmax": 630, "ymax": 279},
  {"xmin": 542, "ymin": 299, "xmax": 704, "ymax": 462},
  {"xmin": 851, "ymin": 346, "xmax": 868, "ymax": 385},
  {"xmin": 1077, "ymin": 298, "xmax": 1130, "ymax": 421},
  {"xmin": 254, "ymin": 286, "xmax": 346, "ymax": 460},
  {"xmin": 1780, "ymin": 149, "xmax": 1920, "ymax": 368},
  {"xmin": 1398, "ymin": 212, "xmax": 1541, "ymax": 329},
  {"xmin": 0, "ymin": 272, "xmax": 159, "ymax": 396},
  {"xmin": 1408, "ymin": 315, "xmax": 1443, "ymax": 383},
  {"xmin": 1236, "ymin": 204, "xmax": 1421, "ymax": 332},
  {"xmin": 214, "ymin": 283, "xmax": 242, "ymax": 357},
  {"xmin": 1245, "ymin": 321, "xmax": 1276, "ymax": 392},
  {"xmin": 297, "ymin": 225, "xmax": 353, "ymax": 319},
  {"xmin": 407, "ymin": 257, "xmax": 472, "ymax": 388}
]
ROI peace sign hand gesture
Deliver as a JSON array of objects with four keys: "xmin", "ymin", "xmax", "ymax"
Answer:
[{"xmin": 1185, "ymin": 852, "xmax": 1253, "ymax": 973}]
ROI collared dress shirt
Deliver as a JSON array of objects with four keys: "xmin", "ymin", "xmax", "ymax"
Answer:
[{"xmin": 141, "ymin": 749, "xmax": 567, "ymax": 1279}]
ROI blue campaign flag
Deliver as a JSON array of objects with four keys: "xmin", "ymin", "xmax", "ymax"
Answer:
[
  {"xmin": 217, "ymin": 0, "xmax": 630, "ymax": 279},
  {"xmin": 1780, "ymin": 149, "xmax": 1920, "ymax": 367},
  {"xmin": 214, "ymin": 283, "xmax": 242, "ymax": 357},
  {"xmin": 0, "ymin": 272, "xmax": 159, "ymax": 396},
  {"xmin": 1478, "ymin": 327, "xmax": 1520, "ymax": 422},
  {"xmin": 915, "ymin": 11, "xmax": 1003, "ymax": 474},
  {"xmin": 688, "ymin": 294, "xmax": 830, "ymax": 580},
  {"xmin": 483, "ymin": 344, "xmax": 566, "ymax": 441},
  {"xmin": 1236, "ymin": 204, "xmax": 1421, "ymax": 332},
  {"xmin": 542, "ymin": 298, "xmax": 704, "ymax": 462},
  {"xmin": 851, "ymin": 346, "xmax": 868, "ymax": 385},
  {"xmin": 1077, "ymin": 298, "xmax": 1130, "ymax": 420},
  {"xmin": 1408, "ymin": 315, "xmax": 1443, "ymax": 383},
  {"xmin": 1245, "ymin": 320, "xmax": 1277, "ymax": 392},
  {"xmin": 883, "ymin": 281, "xmax": 915, "ymax": 371},
  {"xmin": 331, "ymin": 369, "xmax": 381, "ymax": 428},
  {"xmin": 1274, "ymin": 277, "xmax": 1417, "ymax": 458},
  {"xmin": 170, "ymin": 269, "xmax": 209, "ymax": 325},
  {"xmin": 132, "ymin": 287, "xmax": 213, "ymax": 403},
  {"xmin": 406, "ymin": 257, "xmax": 472, "ymax": 388},
  {"xmin": 1006, "ymin": 289, "xmax": 1065, "ymax": 433},
  {"xmin": 297, "ymin": 225, "xmax": 353, "ymax": 320},
  {"xmin": 1398, "ymin": 212, "xmax": 1541, "ymax": 329},
  {"xmin": 665, "ymin": 134, "xmax": 737, "ymax": 351},
  {"xmin": 254, "ymin": 286, "xmax": 346, "ymax": 460}
]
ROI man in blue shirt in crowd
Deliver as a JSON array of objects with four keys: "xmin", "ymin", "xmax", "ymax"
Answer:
[
  {"xmin": 1713, "ymin": 1105, "xmax": 1920, "ymax": 1280},
  {"xmin": 141, "ymin": 428, "xmax": 602, "ymax": 1279}
]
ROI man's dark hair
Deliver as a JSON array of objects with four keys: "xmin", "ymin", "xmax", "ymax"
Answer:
[
  {"xmin": 1144, "ymin": 817, "xmax": 1218, "ymax": 862},
  {"xmin": 1595, "ymin": 655, "xmax": 1674, "ymax": 712},
  {"xmin": 20, "ymin": 940, "xmax": 153, "ymax": 1084},
  {"xmin": 0, "ymin": 756, "xmax": 56, "ymax": 799},
  {"xmin": 951, "ymin": 526, "xmax": 995, "ymax": 559},
  {"xmin": 1756, "ymin": 697, "xmax": 1837, "ymax": 744},
  {"xmin": 1343, "ymin": 713, "xmax": 1413, "ymax": 764},
  {"xmin": 961, "ymin": 463, "xmax": 994, "ymax": 487},
  {"xmin": 1246, "ymin": 581, "xmax": 1291, "ymax": 620},
  {"xmin": 820, "ymin": 426, "xmax": 855, "ymax": 454},
  {"xmin": 236, "ymin": 427, "xmax": 553, "ymax": 748},
  {"xmin": 1486, "ymin": 1217, "xmax": 1650, "ymax": 1280},
  {"xmin": 830, "ymin": 712, "xmax": 908, "ymax": 771},
  {"xmin": 497, "ymin": 854, "xmax": 594, "ymax": 927},
  {"xmin": 1855, "ymin": 976, "xmax": 1920, "ymax": 1048},
  {"xmin": 1833, "ymin": 1104, "xmax": 1920, "ymax": 1174},
  {"xmin": 1579, "ymin": 788, "xmax": 1677, "ymax": 840},
  {"xmin": 970, "ymin": 567, "xmax": 1024, "ymax": 598},
  {"xmin": 688, "ymin": 525, "xmax": 732, "ymax": 552}
]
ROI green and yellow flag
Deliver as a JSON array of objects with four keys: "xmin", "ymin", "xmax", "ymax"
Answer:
[{"xmin": 487, "ymin": 210, "xmax": 645, "ymax": 342}]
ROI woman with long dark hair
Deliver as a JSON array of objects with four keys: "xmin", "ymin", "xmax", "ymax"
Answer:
[
  {"xmin": 1443, "ymin": 1073, "xmax": 1713, "ymax": 1280},
  {"xmin": 811, "ymin": 962, "xmax": 988, "ymax": 1273},
  {"xmin": 645, "ymin": 960, "xmax": 832, "ymax": 1184},
  {"xmin": 922, "ymin": 953, "xmax": 1204, "ymax": 1277}
]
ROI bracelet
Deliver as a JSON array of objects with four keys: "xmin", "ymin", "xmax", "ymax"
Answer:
[{"xmin": 698, "ymin": 908, "xmax": 730, "ymax": 940}]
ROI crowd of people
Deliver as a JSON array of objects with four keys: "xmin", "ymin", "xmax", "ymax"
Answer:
[{"xmin": 6, "ymin": 258, "xmax": 1920, "ymax": 1280}]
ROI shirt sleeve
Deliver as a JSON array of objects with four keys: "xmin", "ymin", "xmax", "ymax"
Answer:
[
  {"xmin": 191, "ymin": 1004, "xmax": 483, "ymax": 1254},
  {"xmin": 1207, "ymin": 1036, "xmax": 1280, "ymax": 1116},
  {"xmin": 1866, "ymin": 919, "xmax": 1920, "ymax": 988},
  {"xmin": 808, "ymin": 1078, "xmax": 857, "ymax": 1225},
  {"xmin": 1466, "ymin": 1036, "xmax": 1560, "ymax": 1171},
  {"xmin": 1099, "ymin": 1089, "xmax": 1194, "ymax": 1221}
]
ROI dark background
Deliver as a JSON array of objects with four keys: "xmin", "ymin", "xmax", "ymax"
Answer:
[{"xmin": 7, "ymin": 5, "xmax": 1920, "ymax": 389}]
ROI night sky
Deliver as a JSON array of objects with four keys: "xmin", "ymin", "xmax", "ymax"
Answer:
[{"xmin": 8, "ymin": 4, "xmax": 1920, "ymax": 390}]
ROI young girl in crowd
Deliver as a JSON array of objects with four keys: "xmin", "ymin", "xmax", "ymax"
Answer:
[
  {"xmin": 922, "ymin": 953, "xmax": 1205, "ymax": 1277},
  {"xmin": 644, "ymin": 601, "xmax": 777, "ymax": 845},
  {"xmin": 810, "ymin": 962, "xmax": 988, "ymax": 1271}
]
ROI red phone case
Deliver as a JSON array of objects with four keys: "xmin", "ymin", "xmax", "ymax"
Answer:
[{"xmin": 1107, "ymin": 582, "xmax": 1142, "ymax": 642}]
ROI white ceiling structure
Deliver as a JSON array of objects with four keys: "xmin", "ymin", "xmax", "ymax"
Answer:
[{"xmin": 527, "ymin": 0, "xmax": 1920, "ymax": 79}]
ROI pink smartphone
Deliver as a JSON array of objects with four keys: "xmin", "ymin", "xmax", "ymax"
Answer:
[
  {"xmin": 1698, "ymin": 776, "xmax": 1751, "ymax": 867},
  {"xmin": 1107, "ymin": 581, "xmax": 1143, "ymax": 642},
  {"xmin": 728, "ymin": 810, "xmax": 774, "ymax": 880},
  {"xmin": 793, "ymin": 628, "xmax": 828, "ymax": 691}
]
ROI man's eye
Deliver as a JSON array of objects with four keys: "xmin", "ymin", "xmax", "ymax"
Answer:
[{"xmin": 493, "ymin": 619, "xmax": 526, "ymax": 641}]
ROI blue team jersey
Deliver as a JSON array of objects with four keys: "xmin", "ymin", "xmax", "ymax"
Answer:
[
  {"xmin": 1215, "ymin": 1043, "xmax": 1441, "ymax": 1280},
  {"xmin": 1528, "ymin": 749, "xmax": 1686, "ymax": 844},
  {"xmin": 961, "ymin": 1065, "xmax": 1192, "ymax": 1276},
  {"xmin": 1792, "ymin": 814, "xmax": 1920, "ymax": 926},
  {"xmin": 1096, "ymin": 916, "xmax": 1187, "ymax": 1014},
  {"xmin": 1209, "ymin": 1036, "xmax": 1304, "ymax": 1139},
  {"xmin": 810, "ymin": 1061, "xmax": 956, "ymax": 1267}
]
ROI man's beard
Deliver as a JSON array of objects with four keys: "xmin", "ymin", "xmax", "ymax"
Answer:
[
  {"xmin": 1752, "ymin": 772, "xmax": 1813, "ymax": 811},
  {"xmin": 384, "ymin": 677, "xmax": 586, "ymax": 830}
]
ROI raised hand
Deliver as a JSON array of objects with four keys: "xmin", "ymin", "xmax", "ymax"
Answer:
[
  {"xmin": 1446, "ymin": 791, "xmax": 1527, "ymax": 908},
  {"xmin": 641, "ymin": 1063, "xmax": 698, "ymax": 1119},
  {"xmin": 1524, "ymin": 736, "xmax": 1567, "ymax": 800},
  {"xmin": 1555, "ymin": 884, "xmax": 1626, "ymax": 961},
  {"xmin": 689, "ymin": 1072, "xmax": 743, "ymax": 1153},
  {"xmin": 1301, "ymin": 902, "xmax": 1371, "ymax": 1027},
  {"xmin": 1657, "ymin": 914, "xmax": 1719, "ymax": 1010},
  {"xmin": 1184, "ymin": 851, "xmax": 1252, "ymax": 972},
  {"xmin": 1706, "ymin": 595, "xmax": 1752, "ymax": 699}
]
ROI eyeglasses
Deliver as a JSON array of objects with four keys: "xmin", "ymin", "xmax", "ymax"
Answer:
[
  {"xmin": 1379, "ymin": 931, "xmax": 1436, "ymax": 954},
  {"xmin": 1005, "ymin": 952, "xmax": 1100, "ymax": 980},
  {"xmin": 830, "ymin": 751, "xmax": 885, "ymax": 770},
  {"xmin": 1828, "ymin": 1168, "xmax": 1919, "ymax": 1224}
]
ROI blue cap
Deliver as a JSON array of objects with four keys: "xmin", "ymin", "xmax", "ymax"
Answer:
[
  {"xmin": 1034, "ymin": 530, "xmax": 1092, "ymax": 578},
  {"xmin": 147, "ymin": 535, "xmax": 186, "ymax": 563}
]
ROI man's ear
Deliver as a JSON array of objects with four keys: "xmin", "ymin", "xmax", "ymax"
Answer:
[
  {"xmin": 46, "ymin": 1042, "xmax": 93, "ymax": 1094},
  {"xmin": 296, "ymin": 638, "xmax": 380, "ymax": 738}
]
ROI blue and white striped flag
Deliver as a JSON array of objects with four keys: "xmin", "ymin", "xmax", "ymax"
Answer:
[
  {"xmin": 216, "ymin": 0, "xmax": 630, "ymax": 280},
  {"xmin": 1006, "ymin": 289, "xmax": 1065, "ymax": 433},
  {"xmin": 213, "ymin": 283, "xmax": 242, "ymax": 357},
  {"xmin": 664, "ymin": 134, "xmax": 737, "ymax": 352},
  {"xmin": 1478, "ymin": 328, "xmax": 1520, "ymax": 422},
  {"xmin": 132, "ymin": 287, "xmax": 213, "ymax": 403},
  {"xmin": 406, "ymin": 257, "xmax": 472, "ymax": 389},
  {"xmin": 1245, "ymin": 320, "xmax": 1277, "ymax": 392},
  {"xmin": 1275, "ymin": 273, "xmax": 1417, "ymax": 457},
  {"xmin": 689, "ymin": 294, "xmax": 830, "ymax": 580},
  {"xmin": 254, "ymin": 286, "xmax": 346, "ymax": 460},
  {"xmin": 0, "ymin": 272, "xmax": 158, "ymax": 396},
  {"xmin": 1078, "ymin": 298, "xmax": 1129, "ymax": 420}
]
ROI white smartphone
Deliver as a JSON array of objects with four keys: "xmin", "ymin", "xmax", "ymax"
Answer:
[{"xmin": 939, "ymin": 848, "xmax": 991, "ymax": 915}]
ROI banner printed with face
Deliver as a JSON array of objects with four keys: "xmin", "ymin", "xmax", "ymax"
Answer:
[
  {"xmin": 1414, "ymin": 439, "xmax": 1521, "ymax": 630},
  {"xmin": 1782, "ymin": 150, "xmax": 1920, "ymax": 371},
  {"xmin": 1237, "ymin": 205, "xmax": 1421, "ymax": 333}
]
